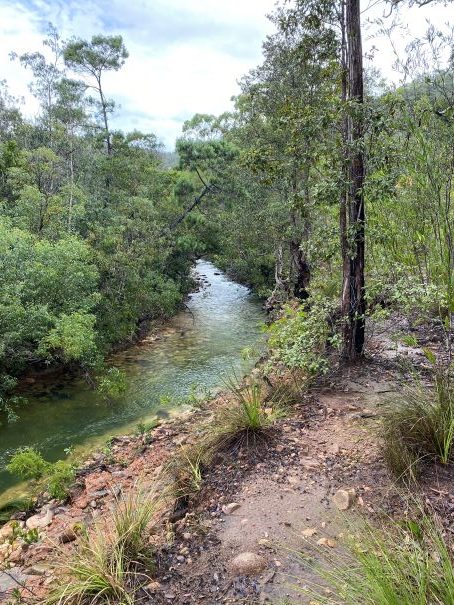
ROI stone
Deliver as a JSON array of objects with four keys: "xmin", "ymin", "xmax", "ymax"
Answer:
[
  {"xmin": 317, "ymin": 537, "xmax": 337, "ymax": 548},
  {"xmin": 332, "ymin": 488, "xmax": 356, "ymax": 511},
  {"xmin": 222, "ymin": 502, "xmax": 241, "ymax": 515},
  {"xmin": 230, "ymin": 552, "xmax": 267, "ymax": 576},
  {"xmin": 301, "ymin": 527, "xmax": 318, "ymax": 538},
  {"xmin": 24, "ymin": 563, "xmax": 52, "ymax": 576},
  {"xmin": 8, "ymin": 546, "xmax": 24, "ymax": 564},
  {"xmin": 0, "ymin": 522, "xmax": 15, "ymax": 541},
  {"xmin": 58, "ymin": 528, "xmax": 77, "ymax": 544},
  {"xmin": 26, "ymin": 509, "xmax": 54, "ymax": 530},
  {"xmin": 0, "ymin": 567, "xmax": 26, "ymax": 593}
]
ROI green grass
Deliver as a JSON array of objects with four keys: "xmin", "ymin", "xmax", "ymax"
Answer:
[
  {"xmin": 297, "ymin": 513, "xmax": 454, "ymax": 605},
  {"xmin": 163, "ymin": 444, "xmax": 206, "ymax": 500},
  {"xmin": 382, "ymin": 372, "xmax": 454, "ymax": 482},
  {"xmin": 45, "ymin": 488, "xmax": 157, "ymax": 605},
  {"xmin": 209, "ymin": 379, "xmax": 285, "ymax": 452}
]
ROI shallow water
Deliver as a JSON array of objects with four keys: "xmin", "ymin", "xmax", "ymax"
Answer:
[{"xmin": 0, "ymin": 260, "xmax": 265, "ymax": 502}]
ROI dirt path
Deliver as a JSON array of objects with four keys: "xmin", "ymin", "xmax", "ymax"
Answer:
[
  {"xmin": 1, "ymin": 321, "xmax": 433, "ymax": 604},
  {"xmin": 148, "ymin": 365, "xmax": 403, "ymax": 604}
]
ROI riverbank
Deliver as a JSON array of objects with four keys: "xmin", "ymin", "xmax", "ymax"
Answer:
[
  {"xmin": 0, "ymin": 261, "xmax": 265, "ymax": 501},
  {"xmin": 1, "ymin": 314, "xmax": 452, "ymax": 604}
]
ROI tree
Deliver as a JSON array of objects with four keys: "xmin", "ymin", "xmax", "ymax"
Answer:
[
  {"xmin": 63, "ymin": 35, "xmax": 128, "ymax": 155},
  {"xmin": 341, "ymin": 0, "xmax": 366, "ymax": 361},
  {"xmin": 11, "ymin": 24, "xmax": 63, "ymax": 147}
]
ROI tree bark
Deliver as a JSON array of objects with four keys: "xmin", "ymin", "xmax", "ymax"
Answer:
[{"xmin": 341, "ymin": 0, "xmax": 366, "ymax": 360}]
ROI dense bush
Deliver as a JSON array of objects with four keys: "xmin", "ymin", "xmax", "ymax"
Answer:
[{"xmin": 267, "ymin": 297, "xmax": 340, "ymax": 378}]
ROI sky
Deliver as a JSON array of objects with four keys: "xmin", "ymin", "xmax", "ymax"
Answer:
[{"xmin": 0, "ymin": 0, "xmax": 451, "ymax": 149}]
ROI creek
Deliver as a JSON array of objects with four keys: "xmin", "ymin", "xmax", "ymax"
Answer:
[{"xmin": 0, "ymin": 260, "xmax": 266, "ymax": 503}]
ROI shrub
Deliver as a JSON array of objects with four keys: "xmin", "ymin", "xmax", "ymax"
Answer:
[
  {"xmin": 7, "ymin": 447, "xmax": 50, "ymax": 480},
  {"xmin": 382, "ymin": 370, "xmax": 454, "ymax": 481},
  {"xmin": 47, "ymin": 461, "xmax": 76, "ymax": 500},
  {"xmin": 7, "ymin": 448, "xmax": 75, "ymax": 500},
  {"xmin": 97, "ymin": 367, "xmax": 128, "ymax": 400},
  {"xmin": 301, "ymin": 513, "xmax": 454, "ymax": 605},
  {"xmin": 266, "ymin": 297, "xmax": 339, "ymax": 379}
]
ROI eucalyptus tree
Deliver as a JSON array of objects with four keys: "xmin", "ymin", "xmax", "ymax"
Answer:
[
  {"xmin": 339, "ymin": 0, "xmax": 366, "ymax": 360},
  {"xmin": 63, "ymin": 35, "xmax": 129, "ymax": 155},
  {"xmin": 10, "ymin": 25, "xmax": 63, "ymax": 148}
]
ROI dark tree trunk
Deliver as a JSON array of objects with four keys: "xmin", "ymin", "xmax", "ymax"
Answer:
[
  {"xmin": 290, "ymin": 238, "xmax": 311, "ymax": 300},
  {"xmin": 341, "ymin": 0, "xmax": 366, "ymax": 360}
]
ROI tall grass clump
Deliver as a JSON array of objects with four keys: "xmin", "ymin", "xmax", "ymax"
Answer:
[
  {"xmin": 301, "ymin": 513, "xmax": 454, "ymax": 605},
  {"xmin": 163, "ymin": 444, "xmax": 206, "ymax": 501},
  {"xmin": 209, "ymin": 379, "xmax": 285, "ymax": 452},
  {"xmin": 382, "ymin": 370, "xmax": 454, "ymax": 482},
  {"xmin": 46, "ymin": 488, "xmax": 157, "ymax": 605}
]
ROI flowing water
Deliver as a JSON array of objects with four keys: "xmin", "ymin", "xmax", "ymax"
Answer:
[{"xmin": 0, "ymin": 260, "xmax": 266, "ymax": 503}]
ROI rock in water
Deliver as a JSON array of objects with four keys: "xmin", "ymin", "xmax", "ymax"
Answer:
[{"xmin": 230, "ymin": 552, "xmax": 266, "ymax": 575}]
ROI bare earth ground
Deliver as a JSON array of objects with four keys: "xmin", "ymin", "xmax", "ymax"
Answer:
[{"xmin": 1, "ymin": 316, "xmax": 453, "ymax": 604}]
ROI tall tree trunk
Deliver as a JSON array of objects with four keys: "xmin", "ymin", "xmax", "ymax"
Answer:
[{"xmin": 341, "ymin": 0, "xmax": 366, "ymax": 360}]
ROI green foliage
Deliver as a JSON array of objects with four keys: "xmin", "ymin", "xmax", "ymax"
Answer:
[
  {"xmin": 0, "ymin": 28, "xmax": 208, "ymax": 405},
  {"xmin": 9, "ymin": 521, "xmax": 39, "ymax": 545},
  {"xmin": 7, "ymin": 447, "xmax": 50, "ymax": 480},
  {"xmin": 304, "ymin": 514, "xmax": 454, "ymax": 605},
  {"xmin": 7, "ymin": 448, "xmax": 75, "ymax": 500},
  {"xmin": 40, "ymin": 311, "xmax": 98, "ymax": 365},
  {"xmin": 267, "ymin": 298, "xmax": 339, "ymax": 377},
  {"xmin": 46, "ymin": 460, "xmax": 76, "ymax": 500},
  {"xmin": 96, "ymin": 367, "xmax": 128, "ymax": 400}
]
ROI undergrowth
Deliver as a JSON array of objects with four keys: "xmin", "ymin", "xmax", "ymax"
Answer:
[
  {"xmin": 382, "ymin": 368, "xmax": 454, "ymax": 482},
  {"xmin": 299, "ymin": 512, "xmax": 454, "ymax": 605}
]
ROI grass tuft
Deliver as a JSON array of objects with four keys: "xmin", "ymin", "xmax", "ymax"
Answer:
[
  {"xmin": 45, "ymin": 487, "xmax": 157, "ymax": 605},
  {"xmin": 382, "ymin": 371, "xmax": 454, "ymax": 482},
  {"xmin": 301, "ymin": 512, "xmax": 454, "ymax": 605},
  {"xmin": 162, "ymin": 444, "xmax": 206, "ymax": 500},
  {"xmin": 208, "ymin": 379, "xmax": 285, "ymax": 453}
]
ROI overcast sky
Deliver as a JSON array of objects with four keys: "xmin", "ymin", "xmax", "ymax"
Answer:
[{"xmin": 0, "ymin": 0, "xmax": 451, "ymax": 149}]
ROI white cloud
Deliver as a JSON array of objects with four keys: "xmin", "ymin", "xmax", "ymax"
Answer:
[{"xmin": 0, "ymin": 0, "xmax": 451, "ymax": 148}]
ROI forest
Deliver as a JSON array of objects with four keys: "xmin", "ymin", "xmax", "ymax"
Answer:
[{"xmin": 1, "ymin": 0, "xmax": 454, "ymax": 603}]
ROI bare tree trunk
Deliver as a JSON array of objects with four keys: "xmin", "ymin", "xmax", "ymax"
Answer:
[
  {"xmin": 340, "ymin": 0, "xmax": 349, "ymax": 299},
  {"xmin": 341, "ymin": 0, "xmax": 366, "ymax": 361},
  {"xmin": 97, "ymin": 77, "xmax": 112, "ymax": 156}
]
